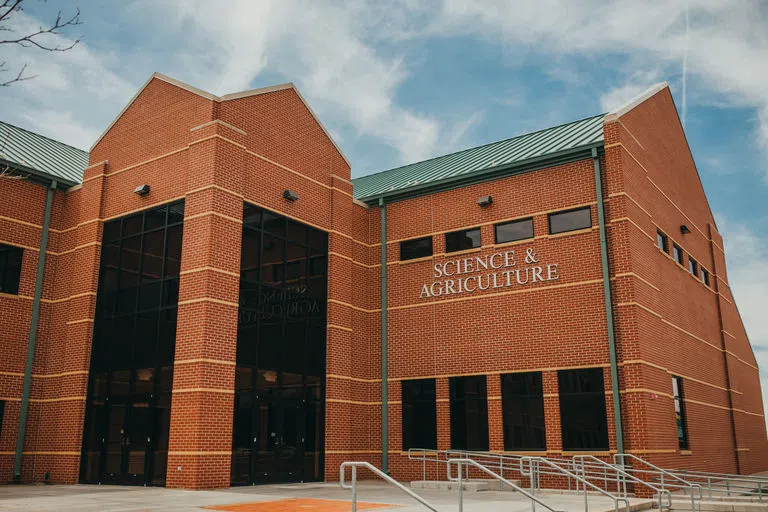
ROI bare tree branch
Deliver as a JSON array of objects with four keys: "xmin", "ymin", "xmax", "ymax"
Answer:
[{"xmin": 0, "ymin": 0, "xmax": 81, "ymax": 87}]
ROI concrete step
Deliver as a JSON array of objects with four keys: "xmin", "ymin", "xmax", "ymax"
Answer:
[
  {"xmin": 670, "ymin": 500, "xmax": 768, "ymax": 512},
  {"xmin": 410, "ymin": 479, "xmax": 521, "ymax": 492}
]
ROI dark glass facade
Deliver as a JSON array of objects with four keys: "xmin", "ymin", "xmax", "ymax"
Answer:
[
  {"xmin": 449, "ymin": 375, "xmax": 489, "ymax": 451},
  {"xmin": 501, "ymin": 372, "xmax": 546, "ymax": 450},
  {"xmin": 80, "ymin": 201, "xmax": 184, "ymax": 486},
  {"xmin": 231, "ymin": 203, "xmax": 328, "ymax": 485},
  {"xmin": 401, "ymin": 379, "xmax": 437, "ymax": 450},
  {"xmin": 558, "ymin": 368, "xmax": 609, "ymax": 450}
]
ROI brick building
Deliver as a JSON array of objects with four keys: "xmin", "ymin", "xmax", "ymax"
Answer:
[{"xmin": 0, "ymin": 74, "xmax": 765, "ymax": 489}]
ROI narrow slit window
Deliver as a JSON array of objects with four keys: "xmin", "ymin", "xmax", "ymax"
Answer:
[
  {"xmin": 656, "ymin": 230, "xmax": 669, "ymax": 253},
  {"xmin": 673, "ymin": 244, "xmax": 684, "ymax": 265},
  {"xmin": 548, "ymin": 207, "xmax": 591, "ymax": 235},
  {"xmin": 400, "ymin": 237, "xmax": 432, "ymax": 261},
  {"xmin": 672, "ymin": 376, "xmax": 690, "ymax": 450},
  {"xmin": 700, "ymin": 268, "xmax": 710, "ymax": 287},
  {"xmin": 495, "ymin": 218, "xmax": 534, "ymax": 244},
  {"xmin": 445, "ymin": 228, "xmax": 481, "ymax": 253},
  {"xmin": 688, "ymin": 258, "xmax": 698, "ymax": 277}
]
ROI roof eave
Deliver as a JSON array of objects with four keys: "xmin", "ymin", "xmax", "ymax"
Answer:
[
  {"xmin": 355, "ymin": 142, "xmax": 605, "ymax": 205},
  {"xmin": 0, "ymin": 158, "xmax": 78, "ymax": 188}
]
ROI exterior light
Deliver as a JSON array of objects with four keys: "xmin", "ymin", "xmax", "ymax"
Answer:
[
  {"xmin": 133, "ymin": 184, "xmax": 150, "ymax": 196},
  {"xmin": 283, "ymin": 190, "xmax": 299, "ymax": 201},
  {"xmin": 680, "ymin": 225, "xmax": 691, "ymax": 235},
  {"xmin": 477, "ymin": 195, "xmax": 493, "ymax": 207}
]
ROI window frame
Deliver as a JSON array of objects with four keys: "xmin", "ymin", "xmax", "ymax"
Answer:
[
  {"xmin": 688, "ymin": 257, "xmax": 698, "ymax": 277},
  {"xmin": 401, "ymin": 378, "xmax": 438, "ymax": 450},
  {"xmin": 445, "ymin": 227, "xmax": 481, "ymax": 253},
  {"xmin": 700, "ymin": 267, "xmax": 710, "ymax": 287},
  {"xmin": 400, "ymin": 236, "xmax": 433, "ymax": 261},
  {"xmin": 548, "ymin": 206, "xmax": 592, "ymax": 235},
  {"xmin": 672, "ymin": 376, "xmax": 690, "ymax": 450},
  {"xmin": 656, "ymin": 230, "xmax": 669, "ymax": 253},
  {"xmin": 501, "ymin": 371, "xmax": 546, "ymax": 451},
  {"xmin": 495, "ymin": 218, "xmax": 534, "ymax": 245},
  {"xmin": 0, "ymin": 243, "xmax": 23, "ymax": 295},
  {"xmin": 672, "ymin": 244, "xmax": 684, "ymax": 265},
  {"xmin": 557, "ymin": 368, "xmax": 609, "ymax": 451},
  {"xmin": 449, "ymin": 375, "xmax": 489, "ymax": 451}
]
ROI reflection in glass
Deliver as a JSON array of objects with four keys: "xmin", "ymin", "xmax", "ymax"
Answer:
[
  {"xmin": 232, "ymin": 203, "xmax": 327, "ymax": 485},
  {"xmin": 80, "ymin": 200, "xmax": 184, "ymax": 486}
]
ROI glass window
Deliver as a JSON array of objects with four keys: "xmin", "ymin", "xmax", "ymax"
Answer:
[
  {"xmin": 700, "ymin": 268, "xmax": 710, "ymax": 287},
  {"xmin": 400, "ymin": 237, "xmax": 432, "ymax": 261},
  {"xmin": 495, "ymin": 218, "xmax": 534, "ymax": 244},
  {"xmin": 688, "ymin": 258, "xmax": 698, "ymax": 277},
  {"xmin": 672, "ymin": 376, "xmax": 689, "ymax": 450},
  {"xmin": 558, "ymin": 368, "xmax": 609, "ymax": 450},
  {"xmin": 449, "ymin": 375, "xmax": 489, "ymax": 451},
  {"xmin": 656, "ymin": 230, "xmax": 668, "ymax": 253},
  {"xmin": 84, "ymin": 200, "xmax": 185, "ymax": 486},
  {"xmin": 549, "ymin": 207, "xmax": 591, "ymax": 235},
  {"xmin": 0, "ymin": 244, "xmax": 23, "ymax": 295},
  {"xmin": 501, "ymin": 372, "xmax": 546, "ymax": 451},
  {"xmin": 673, "ymin": 244, "xmax": 684, "ymax": 265},
  {"xmin": 402, "ymin": 379, "xmax": 437, "ymax": 450},
  {"xmin": 445, "ymin": 228, "xmax": 481, "ymax": 253}
]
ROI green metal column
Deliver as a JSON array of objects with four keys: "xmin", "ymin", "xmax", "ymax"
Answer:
[
  {"xmin": 379, "ymin": 198, "xmax": 388, "ymax": 473},
  {"xmin": 591, "ymin": 148, "xmax": 624, "ymax": 455},
  {"xmin": 14, "ymin": 180, "xmax": 57, "ymax": 480}
]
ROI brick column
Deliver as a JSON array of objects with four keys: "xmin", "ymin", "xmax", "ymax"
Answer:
[
  {"xmin": 542, "ymin": 370, "xmax": 561, "ymax": 454},
  {"xmin": 487, "ymin": 374, "xmax": 504, "ymax": 452},
  {"xmin": 166, "ymin": 123, "xmax": 246, "ymax": 489}
]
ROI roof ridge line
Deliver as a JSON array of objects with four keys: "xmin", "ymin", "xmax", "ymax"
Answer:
[{"xmin": 352, "ymin": 112, "xmax": 606, "ymax": 182}]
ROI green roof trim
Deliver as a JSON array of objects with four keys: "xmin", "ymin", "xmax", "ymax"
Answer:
[
  {"xmin": 352, "ymin": 113, "xmax": 606, "ymax": 203},
  {"xmin": 0, "ymin": 121, "xmax": 89, "ymax": 187}
]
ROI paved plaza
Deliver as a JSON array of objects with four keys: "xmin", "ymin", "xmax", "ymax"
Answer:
[{"xmin": 0, "ymin": 481, "xmax": 654, "ymax": 512}]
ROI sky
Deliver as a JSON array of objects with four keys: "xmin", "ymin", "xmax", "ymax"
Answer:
[{"xmin": 1, "ymin": 1, "xmax": 768, "ymax": 422}]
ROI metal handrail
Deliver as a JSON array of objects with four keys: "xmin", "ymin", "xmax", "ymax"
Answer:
[
  {"xmin": 340, "ymin": 462, "xmax": 439, "ymax": 512},
  {"xmin": 449, "ymin": 458, "xmax": 566, "ymax": 512},
  {"xmin": 573, "ymin": 454, "xmax": 672, "ymax": 511},
  {"xmin": 615, "ymin": 453, "xmax": 702, "ymax": 511},
  {"xmin": 523, "ymin": 456, "xmax": 631, "ymax": 512}
]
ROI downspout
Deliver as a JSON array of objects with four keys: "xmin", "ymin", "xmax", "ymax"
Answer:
[
  {"xmin": 592, "ymin": 148, "xmax": 625, "ymax": 454},
  {"xmin": 379, "ymin": 197, "xmax": 389, "ymax": 473},
  {"xmin": 14, "ymin": 179, "xmax": 57, "ymax": 480},
  {"xmin": 707, "ymin": 223, "xmax": 740, "ymax": 473}
]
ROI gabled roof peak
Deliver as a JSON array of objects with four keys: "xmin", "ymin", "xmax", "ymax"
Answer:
[{"xmin": 90, "ymin": 72, "xmax": 350, "ymax": 168}]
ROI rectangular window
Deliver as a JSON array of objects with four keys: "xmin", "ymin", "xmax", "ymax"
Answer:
[
  {"xmin": 501, "ymin": 372, "xmax": 546, "ymax": 451},
  {"xmin": 672, "ymin": 376, "xmax": 689, "ymax": 450},
  {"xmin": 402, "ymin": 379, "xmax": 437, "ymax": 450},
  {"xmin": 549, "ymin": 207, "xmax": 591, "ymax": 235},
  {"xmin": 673, "ymin": 244, "xmax": 684, "ymax": 265},
  {"xmin": 400, "ymin": 237, "xmax": 432, "ymax": 261},
  {"xmin": 656, "ymin": 230, "xmax": 669, "ymax": 253},
  {"xmin": 445, "ymin": 228, "xmax": 481, "ymax": 253},
  {"xmin": 0, "ymin": 244, "xmax": 23, "ymax": 295},
  {"xmin": 701, "ymin": 268, "xmax": 710, "ymax": 287},
  {"xmin": 449, "ymin": 375, "xmax": 489, "ymax": 451},
  {"xmin": 688, "ymin": 258, "xmax": 698, "ymax": 277},
  {"xmin": 495, "ymin": 218, "xmax": 534, "ymax": 244},
  {"xmin": 558, "ymin": 368, "xmax": 609, "ymax": 450}
]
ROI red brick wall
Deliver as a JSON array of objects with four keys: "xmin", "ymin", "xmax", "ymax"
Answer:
[{"xmin": 0, "ymin": 77, "xmax": 765, "ymax": 490}]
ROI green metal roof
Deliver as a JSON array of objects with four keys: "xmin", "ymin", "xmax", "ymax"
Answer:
[
  {"xmin": 352, "ymin": 113, "xmax": 606, "ymax": 202},
  {"xmin": 0, "ymin": 121, "xmax": 89, "ymax": 187}
]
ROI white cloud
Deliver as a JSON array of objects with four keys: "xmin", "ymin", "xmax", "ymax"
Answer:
[
  {"xmin": 717, "ymin": 215, "xmax": 768, "ymax": 423},
  {"xmin": 151, "ymin": 0, "xmax": 441, "ymax": 165}
]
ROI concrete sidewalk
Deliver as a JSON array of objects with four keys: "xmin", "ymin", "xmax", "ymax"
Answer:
[{"xmin": 0, "ymin": 481, "xmax": 654, "ymax": 512}]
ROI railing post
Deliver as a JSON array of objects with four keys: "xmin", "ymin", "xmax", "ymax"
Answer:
[
  {"xmin": 458, "ymin": 460, "xmax": 464, "ymax": 512},
  {"xmin": 351, "ymin": 465, "xmax": 357, "ymax": 512}
]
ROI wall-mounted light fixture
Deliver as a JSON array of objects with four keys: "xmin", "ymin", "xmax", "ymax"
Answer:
[
  {"xmin": 133, "ymin": 184, "xmax": 150, "ymax": 196},
  {"xmin": 477, "ymin": 195, "xmax": 493, "ymax": 207},
  {"xmin": 680, "ymin": 225, "xmax": 691, "ymax": 235},
  {"xmin": 283, "ymin": 190, "xmax": 299, "ymax": 201}
]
